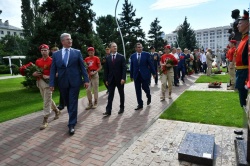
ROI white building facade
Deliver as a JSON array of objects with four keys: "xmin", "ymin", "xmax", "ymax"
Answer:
[
  {"xmin": 0, "ymin": 19, "xmax": 23, "ymax": 38},
  {"xmin": 165, "ymin": 25, "xmax": 231, "ymax": 51}
]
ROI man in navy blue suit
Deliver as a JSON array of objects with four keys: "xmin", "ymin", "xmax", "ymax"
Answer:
[
  {"xmin": 103, "ymin": 42, "xmax": 127, "ymax": 116},
  {"xmin": 130, "ymin": 43, "xmax": 156, "ymax": 110},
  {"xmin": 50, "ymin": 33, "xmax": 89, "ymax": 135}
]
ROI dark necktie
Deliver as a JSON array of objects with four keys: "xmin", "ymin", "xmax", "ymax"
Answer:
[
  {"xmin": 138, "ymin": 53, "xmax": 141, "ymax": 64},
  {"xmin": 64, "ymin": 49, "xmax": 69, "ymax": 66},
  {"xmin": 112, "ymin": 54, "xmax": 115, "ymax": 63}
]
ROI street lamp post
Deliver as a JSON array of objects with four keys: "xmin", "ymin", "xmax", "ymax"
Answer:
[{"xmin": 115, "ymin": 0, "xmax": 126, "ymax": 59}]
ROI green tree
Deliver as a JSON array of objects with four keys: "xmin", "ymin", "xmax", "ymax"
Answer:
[
  {"xmin": 0, "ymin": 35, "xmax": 28, "ymax": 57},
  {"xmin": 21, "ymin": 0, "xmax": 41, "ymax": 38},
  {"xmin": 118, "ymin": 0, "xmax": 146, "ymax": 59},
  {"xmin": 176, "ymin": 17, "xmax": 197, "ymax": 51},
  {"xmin": 147, "ymin": 18, "xmax": 165, "ymax": 51},
  {"xmin": 23, "ymin": 0, "xmax": 98, "ymax": 62},
  {"xmin": 95, "ymin": 15, "xmax": 119, "ymax": 47}
]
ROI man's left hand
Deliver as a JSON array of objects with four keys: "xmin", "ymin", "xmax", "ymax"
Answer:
[
  {"xmin": 153, "ymin": 75, "xmax": 156, "ymax": 78},
  {"xmin": 121, "ymin": 79, "xmax": 125, "ymax": 85},
  {"xmin": 84, "ymin": 82, "xmax": 89, "ymax": 89}
]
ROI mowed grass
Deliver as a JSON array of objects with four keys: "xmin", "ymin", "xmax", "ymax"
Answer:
[
  {"xmin": 195, "ymin": 74, "xmax": 230, "ymax": 83},
  {"xmin": 0, "ymin": 74, "xmax": 12, "ymax": 77},
  {"xmin": 160, "ymin": 91, "xmax": 243, "ymax": 127},
  {"xmin": 0, "ymin": 76, "xmax": 131, "ymax": 123}
]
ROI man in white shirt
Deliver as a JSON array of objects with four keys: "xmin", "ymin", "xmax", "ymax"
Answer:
[{"xmin": 200, "ymin": 50, "xmax": 207, "ymax": 74}]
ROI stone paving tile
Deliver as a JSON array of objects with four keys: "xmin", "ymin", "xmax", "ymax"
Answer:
[
  {"xmin": 0, "ymin": 74, "xmax": 198, "ymax": 166},
  {"xmin": 0, "ymin": 73, "xmax": 240, "ymax": 166},
  {"xmin": 111, "ymin": 120, "xmax": 241, "ymax": 166}
]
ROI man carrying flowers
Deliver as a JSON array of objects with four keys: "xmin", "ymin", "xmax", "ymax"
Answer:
[
  {"xmin": 32, "ymin": 44, "xmax": 61, "ymax": 130},
  {"xmin": 160, "ymin": 45, "xmax": 178, "ymax": 100},
  {"xmin": 84, "ymin": 47, "xmax": 102, "ymax": 110}
]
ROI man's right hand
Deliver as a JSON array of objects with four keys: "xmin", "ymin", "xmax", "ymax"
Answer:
[
  {"xmin": 84, "ymin": 82, "xmax": 89, "ymax": 89},
  {"xmin": 50, "ymin": 87, "xmax": 54, "ymax": 92},
  {"xmin": 32, "ymin": 71, "xmax": 42, "ymax": 77},
  {"xmin": 106, "ymin": 81, "xmax": 108, "ymax": 86}
]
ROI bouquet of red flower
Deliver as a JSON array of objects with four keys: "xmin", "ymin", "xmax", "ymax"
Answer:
[
  {"xmin": 165, "ymin": 58, "xmax": 174, "ymax": 70},
  {"xmin": 20, "ymin": 62, "xmax": 43, "ymax": 76},
  {"xmin": 19, "ymin": 62, "xmax": 43, "ymax": 88},
  {"xmin": 19, "ymin": 62, "xmax": 33, "ymax": 76},
  {"xmin": 187, "ymin": 67, "xmax": 194, "ymax": 75},
  {"xmin": 180, "ymin": 56, "xmax": 185, "ymax": 60},
  {"xmin": 209, "ymin": 81, "xmax": 222, "ymax": 86}
]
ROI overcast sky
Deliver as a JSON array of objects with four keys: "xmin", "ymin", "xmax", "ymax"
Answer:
[{"xmin": 0, "ymin": 0, "xmax": 249, "ymax": 35}]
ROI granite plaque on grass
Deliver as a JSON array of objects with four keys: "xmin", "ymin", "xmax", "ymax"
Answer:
[{"xmin": 178, "ymin": 132, "xmax": 215, "ymax": 166}]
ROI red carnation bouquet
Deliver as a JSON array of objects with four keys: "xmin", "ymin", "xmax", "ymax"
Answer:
[
  {"xmin": 209, "ymin": 81, "xmax": 222, "ymax": 86},
  {"xmin": 19, "ymin": 62, "xmax": 33, "ymax": 76},
  {"xmin": 165, "ymin": 58, "xmax": 174, "ymax": 70},
  {"xmin": 160, "ymin": 58, "xmax": 174, "ymax": 75},
  {"xmin": 19, "ymin": 62, "xmax": 43, "ymax": 88},
  {"xmin": 179, "ymin": 55, "xmax": 185, "ymax": 60},
  {"xmin": 20, "ymin": 62, "xmax": 43, "ymax": 76}
]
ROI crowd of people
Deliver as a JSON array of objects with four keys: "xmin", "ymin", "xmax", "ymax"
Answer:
[{"xmin": 31, "ymin": 10, "xmax": 248, "ymax": 136}]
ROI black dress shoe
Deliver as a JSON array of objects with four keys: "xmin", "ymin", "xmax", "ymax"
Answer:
[
  {"xmin": 134, "ymin": 105, "xmax": 143, "ymax": 110},
  {"xmin": 181, "ymin": 78, "xmax": 185, "ymax": 83},
  {"xmin": 57, "ymin": 106, "xmax": 64, "ymax": 110},
  {"xmin": 103, "ymin": 112, "xmax": 111, "ymax": 116},
  {"xmin": 147, "ymin": 96, "xmax": 151, "ymax": 105},
  {"xmin": 234, "ymin": 129, "xmax": 243, "ymax": 135},
  {"xmin": 236, "ymin": 135, "xmax": 244, "ymax": 140},
  {"xmin": 69, "ymin": 126, "xmax": 75, "ymax": 135},
  {"xmin": 118, "ymin": 109, "xmax": 124, "ymax": 114}
]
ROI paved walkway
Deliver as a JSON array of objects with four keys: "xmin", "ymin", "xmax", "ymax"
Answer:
[
  {"xmin": 0, "ymin": 75, "xmax": 23, "ymax": 80},
  {"xmin": 0, "ymin": 74, "xmax": 240, "ymax": 166}
]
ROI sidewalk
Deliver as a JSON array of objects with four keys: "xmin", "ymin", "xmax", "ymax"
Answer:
[
  {"xmin": 0, "ymin": 74, "xmax": 239, "ymax": 166},
  {"xmin": 0, "ymin": 75, "xmax": 23, "ymax": 80},
  {"xmin": 111, "ymin": 79, "xmax": 239, "ymax": 166}
]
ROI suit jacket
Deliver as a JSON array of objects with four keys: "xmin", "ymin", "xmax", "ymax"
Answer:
[
  {"xmin": 49, "ymin": 48, "xmax": 89, "ymax": 88},
  {"xmin": 130, "ymin": 51, "xmax": 156, "ymax": 81},
  {"xmin": 105, "ymin": 53, "xmax": 126, "ymax": 84}
]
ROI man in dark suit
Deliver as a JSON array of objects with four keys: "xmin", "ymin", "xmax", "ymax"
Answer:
[
  {"xmin": 50, "ymin": 33, "xmax": 89, "ymax": 135},
  {"xmin": 103, "ymin": 42, "xmax": 127, "ymax": 116},
  {"xmin": 150, "ymin": 46, "xmax": 160, "ymax": 85},
  {"xmin": 130, "ymin": 43, "xmax": 156, "ymax": 110},
  {"xmin": 101, "ymin": 47, "xmax": 110, "ymax": 94}
]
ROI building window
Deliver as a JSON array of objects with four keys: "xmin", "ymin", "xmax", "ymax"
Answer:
[
  {"xmin": 217, "ymin": 30, "xmax": 222, "ymax": 34},
  {"xmin": 0, "ymin": 31, "xmax": 4, "ymax": 34},
  {"xmin": 14, "ymin": 32, "xmax": 16, "ymax": 35},
  {"xmin": 7, "ymin": 31, "xmax": 10, "ymax": 35}
]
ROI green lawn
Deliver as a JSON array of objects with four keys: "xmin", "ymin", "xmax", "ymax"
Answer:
[
  {"xmin": 0, "ymin": 76, "xmax": 131, "ymax": 123},
  {"xmin": 0, "ymin": 74, "xmax": 12, "ymax": 77},
  {"xmin": 195, "ymin": 74, "xmax": 230, "ymax": 83},
  {"xmin": 160, "ymin": 91, "xmax": 243, "ymax": 127}
]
